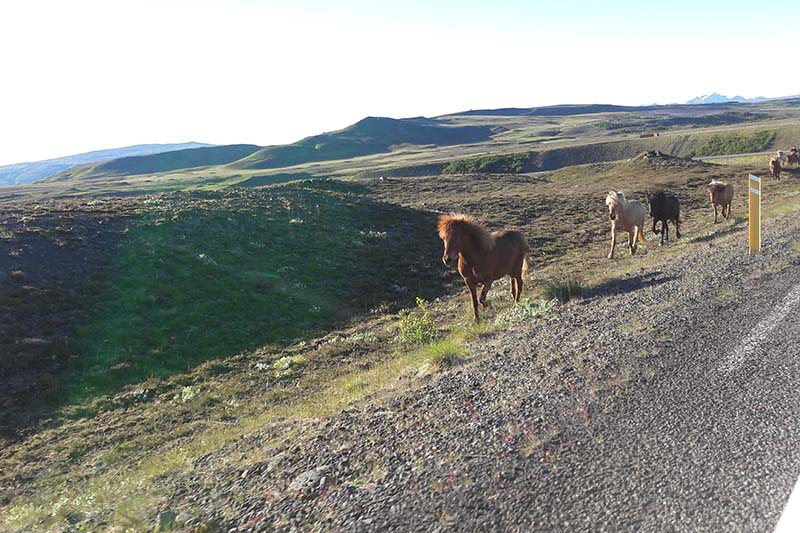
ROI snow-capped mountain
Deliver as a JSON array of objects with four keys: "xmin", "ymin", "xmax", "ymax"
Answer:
[{"xmin": 686, "ymin": 93, "xmax": 772, "ymax": 105}]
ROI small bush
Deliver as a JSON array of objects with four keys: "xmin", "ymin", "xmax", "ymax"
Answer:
[
  {"xmin": 348, "ymin": 331, "xmax": 378, "ymax": 345},
  {"xmin": 543, "ymin": 277, "xmax": 586, "ymax": 303},
  {"xmin": 397, "ymin": 297, "xmax": 437, "ymax": 345},
  {"xmin": 495, "ymin": 299, "xmax": 556, "ymax": 327},
  {"xmin": 424, "ymin": 338, "xmax": 467, "ymax": 368},
  {"xmin": 174, "ymin": 386, "xmax": 199, "ymax": 403}
]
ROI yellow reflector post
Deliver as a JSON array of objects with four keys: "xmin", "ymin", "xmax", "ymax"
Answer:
[{"xmin": 749, "ymin": 174, "xmax": 761, "ymax": 254}]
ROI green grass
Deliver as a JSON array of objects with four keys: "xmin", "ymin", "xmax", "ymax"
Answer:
[
  {"xmin": 703, "ymin": 154, "xmax": 771, "ymax": 166},
  {"xmin": 494, "ymin": 299, "xmax": 557, "ymax": 326},
  {"xmin": 60, "ymin": 187, "xmax": 447, "ymax": 403},
  {"xmin": 542, "ymin": 277, "xmax": 587, "ymax": 303},
  {"xmin": 442, "ymin": 152, "xmax": 532, "ymax": 174},
  {"xmin": 693, "ymin": 129, "xmax": 775, "ymax": 157}
]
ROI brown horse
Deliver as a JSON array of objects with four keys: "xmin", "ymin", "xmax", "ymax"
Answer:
[
  {"xmin": 707, "ymin": 180, "xmax": 734, "ymax": 223},
  {"xmin": 788, "ymin": 147, "xmax": 800, "ymax": 166},
  {"xmin": 770, "ymin": 156, "xmax": 782, "ymax": 180},
  {"xmin": 438, "ymin": 214, "xmax": 529, "ymax": 321}
]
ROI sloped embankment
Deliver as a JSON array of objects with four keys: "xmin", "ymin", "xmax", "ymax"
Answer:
[{"xmin": 0, "ymin": 183, "xmax": 451, "ymax": 436}]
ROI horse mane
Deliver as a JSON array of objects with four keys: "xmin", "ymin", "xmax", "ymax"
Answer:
[
  {"xmin": 707, "ymin": 179, "xmax": 728, "ymax": 192},
  {"xmin": 437, "ymin": 213, "xmax": 496, "ymax": 252},
  {"xmin": 605, "ymin": 191, "xmax": 627, "ymax": 209}
]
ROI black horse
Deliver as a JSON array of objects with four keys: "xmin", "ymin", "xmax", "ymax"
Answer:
[{"xmin": 644, "ymin": 191, "xmax": 681, "ymax": 245}]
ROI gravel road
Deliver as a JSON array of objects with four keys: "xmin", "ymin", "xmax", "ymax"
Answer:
[{"xmin": 175, "ymin": 214, "xmax": 800, "ymax": 532}]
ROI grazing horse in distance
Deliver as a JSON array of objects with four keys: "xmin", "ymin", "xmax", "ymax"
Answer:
[
  {"xmin": 707, "ymin": 180, "xmax": 734, "ymax": 223},
  {"xmin": 645, "ymin": 191, "xmax": 681, "ymax": 245},
  {"xmin": 438, "ymin": 213, "xmax": 529, "ymax": 321},
  {"xmin": 788, "ymin": 147, "xmax": 800, "ymax": 166},
  {"xmin": 605, "ymin": 191, "xmax": 647, "ymax": 259},
  {"xmin": 770, "ymin": 156, "xmax": 782, "ymax": 180}
]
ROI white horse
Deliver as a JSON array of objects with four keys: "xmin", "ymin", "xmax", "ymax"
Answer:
[{"xmin": 605, "ymin": 191, "xmax": 647, "ymax": 259}]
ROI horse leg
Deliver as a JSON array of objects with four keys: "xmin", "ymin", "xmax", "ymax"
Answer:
[
  {"xmin": 465, "ymin": 279, "xmax": 480, "ymax": 321},
  {"xmin": 479, "ymin": 282, "xmax": 492, "ymax": 309},
  {"xmin": 607, "ymin": 228, "xmax": 617, "ymax": 259},
  {"xmin": 675, "ymin": 218, "xmax": 681, "ymax": 239},
  {"xmin": 628, "ymin": 230, "xmax": 636, "ymax": 255},
  {"xmin": 509, "ymin": 277, "xmax": 517, "ymax": 301},
  {"xmin": 713, "ymin": 204, "xmax": 719, "ymax": 223},
  {"xmin": 515, "ymin": 276, "xmax": 524, "ymax": 303},
  {"xmin": 664, "ymin": 221, "xmax": 669, "ymax": 243}
]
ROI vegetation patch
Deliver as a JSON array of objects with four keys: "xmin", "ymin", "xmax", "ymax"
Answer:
[
  {"xmin": 61, "ymin": 187, "xmax": 448, "ymax": 403},
  {"xmin": 495, "ymin": 299, "xmax": 557, "ymax": 327},
  {"xmin": 543, "ymin": 277, "xmax": 587, "ymax": 303},
  {"xmin": 693, "ymin": 130, "xmax": 775, "ymax": 157},
  {"xmin": 442, "ymin": 152, "xmax": 532, "ymax": 174},
  {"xmin": 396, "ymin": 297, "xmax": 438, "ymax": 345}
]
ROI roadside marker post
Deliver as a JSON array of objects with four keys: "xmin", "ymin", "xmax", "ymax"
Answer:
[{"xmin": 749, "ymin": 174, "xmax": 761, "ymax": 254}]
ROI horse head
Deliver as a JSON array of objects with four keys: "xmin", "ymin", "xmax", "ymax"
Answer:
[
  {"xmin": 438, "ymin": 214, "xmax": 466, "ymax": 266},
  {"xmin": 440, "ymin": 230, "xmax": 461, "ymax": 266},
  {"xmin": 606, "ymin": 191, "xmax": 624, "ymax": 221}
]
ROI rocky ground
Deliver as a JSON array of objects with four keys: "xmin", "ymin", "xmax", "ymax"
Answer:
[{"xmin": 160, "ymin": 209, "xmax": 800, "ymax": 531}]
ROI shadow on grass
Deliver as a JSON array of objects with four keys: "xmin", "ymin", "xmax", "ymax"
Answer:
[
  {"xmin": 584, "ymin": 271, "xmax": 679, "ymax": 300},
  {"xmin": 1, "ymin": 187, "xmax": 454, "ymax": 438},
  {"xmin": 686, "ymin": 219, "xmax": 745, "ymax": 244}
]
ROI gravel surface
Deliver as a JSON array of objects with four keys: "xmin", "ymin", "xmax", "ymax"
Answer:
[{"xmin": 166, "ymin": 215, "xmax": 800, "ymax": 532}]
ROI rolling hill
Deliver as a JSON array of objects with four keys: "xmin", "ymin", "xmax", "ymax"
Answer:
[
  {"xmin": 0, "ymin": 143, "xmax": 212, "ymax": 186},
  {"xmin": 3, "ymin": 97, "xmax": 800, "ymax": 203},
  {"xmin": 229, "ymin": 116, "xmax": 497, "ymax": 170},
  {"xmin": 47, "ymin": 144, "xmax": 261, "ymax": 181}
]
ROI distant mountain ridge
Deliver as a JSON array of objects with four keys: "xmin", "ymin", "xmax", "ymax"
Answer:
[
  {"xmin": 49, "ymin": 145, "xmax": 261, "ymax": 182},
  {"xmin": 685, "ymin": 93, "xmax": 799, "ymax": 105},
  {"xmin": 8, "ymin": 94, "xmax": 800, "ymax": 187},
  {"xmin": 0, "ymin": 143, "xmax": 213, "ymax": 186}
]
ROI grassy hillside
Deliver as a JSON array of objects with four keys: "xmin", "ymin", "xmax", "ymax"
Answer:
[
  {"xmin": 0, "ymin": 184, "xmax": 452, "ymax": 429},
  {"xmin": 0, "ymin": 143, "xmax": 212, "ymax": 186},
  {"xmin": 446, "ymin": 104, "xmax": 647, "ymax": 116},
  {"xmin": 439, "ymin": 124, "xmax": 798, "ymax": 175},
  {"xmin": 47, "ymin": 144, "xmax": 261, "ymax": 181},
  {"xmin": 229, "ymin": 116, "xmax": 495, "ymax": 170}
]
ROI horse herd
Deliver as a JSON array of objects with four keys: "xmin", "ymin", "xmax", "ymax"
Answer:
[
  {"xmin": 770, "ymin": 146, "xmax": 800, "ymax": 180},
  {"xmin": 438, "ymin": 175, "xmax": 745, "ymax": 320}
]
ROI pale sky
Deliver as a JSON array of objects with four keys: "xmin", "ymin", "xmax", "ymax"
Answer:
[{"xmin": 0, "ymin": 0, "xmax": 796, "ymax": 166}]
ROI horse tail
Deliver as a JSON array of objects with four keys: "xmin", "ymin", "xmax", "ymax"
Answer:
[{"xmin": 519, "ymin": 233, "xmax": 530, "ymax": 278}]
